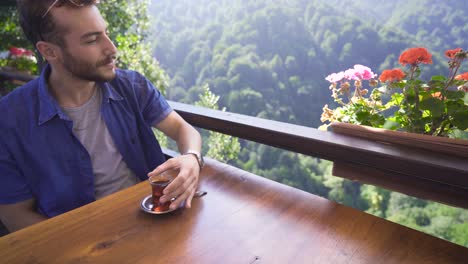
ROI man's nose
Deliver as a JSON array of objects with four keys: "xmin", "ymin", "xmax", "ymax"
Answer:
[{"xmin": 103, "ymin": 34, "xmax": 117, "ymax": 56}]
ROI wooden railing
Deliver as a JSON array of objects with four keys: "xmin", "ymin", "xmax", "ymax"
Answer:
[
  {"xmin": 0, "ymin": 70, "xmax": 35, "ymax": 83},
  {"xmin": 1, "ymin": 69, "xmax": 466, "ymax": 209},
  {"xmin": 170, "ymin": 101, "xmax": 468, "ymax": 209}
]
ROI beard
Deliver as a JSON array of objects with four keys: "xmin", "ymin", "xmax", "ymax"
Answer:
[{"xmin": 62, "ymin": 49, "xmax": 116, "ymax": 82}]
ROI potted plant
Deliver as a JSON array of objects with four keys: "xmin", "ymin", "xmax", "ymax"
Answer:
[
  {"xmin": 0, "ymin": 46, "xmax": 37, "ymax": 75},
  {"xmin": 319, "ymin": 47, "xmax": 468, "ymax": 202},
  {"xmin": 0, "ymin": 46, "xmax": 38, "ymax": 96},
  {"xmin": 320, "ymin": 47, "xmax": 468, "ymax": 150}
]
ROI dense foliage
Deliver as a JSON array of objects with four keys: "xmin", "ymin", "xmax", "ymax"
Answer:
[{"xmin": 148, "ymin": 0, "xmax": 468, "ymax": 246}]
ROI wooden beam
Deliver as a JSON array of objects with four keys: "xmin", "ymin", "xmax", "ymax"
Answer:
[
  {"xmin": 0, "ymin": 70, "xmax": 36, "ymax": 83},
  {"xmin": 0, "ymin": 1, "xmax": 16, "ymax": 7}
]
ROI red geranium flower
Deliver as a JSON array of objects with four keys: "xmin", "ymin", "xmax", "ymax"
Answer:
[
  {"xmin": 23, "ymin": 50, "xmax": 34, "ymax": 56},
  {"xmin": 8, "ymin": 46, "xmax": 34, "ymax": 57},
  {"xmin": 455, "ymin": 72, "xmax": 468, "ymax": 81},
  {"xmin": 445, "ymin": 48, "xmax": 462, "ymax": 59},
  {"xmin": 9, "ymin": 47, "xmax": 25, "ymax": 56},
  {"xmin": 379, "ymin": 68, "xmax": 405, "ymax": 83},
  {"xmin": 399, "ymin": 47, "xmax": 433, "ymax": 66}
]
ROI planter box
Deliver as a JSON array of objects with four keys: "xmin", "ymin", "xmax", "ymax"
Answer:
[{"xmin": 329, "ymin": 122, "xmax": 468, "ymax": 158}]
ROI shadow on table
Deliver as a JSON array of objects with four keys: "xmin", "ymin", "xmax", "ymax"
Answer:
[{"xmin": 0, "ymin": 221, "xmax": 9, "ymax": 237}]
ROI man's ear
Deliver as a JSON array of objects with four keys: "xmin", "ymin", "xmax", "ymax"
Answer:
[{"xmin": 36, "ymin": 41, "xmax": 60, "ymax": 62}]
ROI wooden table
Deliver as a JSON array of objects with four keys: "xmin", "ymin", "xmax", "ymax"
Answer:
[{"xmin": 0, "ymin": 159, "xmax": 467, "ymax": 263}]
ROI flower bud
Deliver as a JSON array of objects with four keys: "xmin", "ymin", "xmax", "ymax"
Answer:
[
  {"xmin": 340, "ymin": 82, "xmax": 350, "ymax": 90},
  {"xmin": 354, "ymin": 80, "xmax": 362, "ymax": 89},
  {"xmin": 369, "ymin": 79, "xmax": 379, "ymax": 87},
  {"xmin": 321, "ymin": 104, "xmax": 335, "ymax": 122}
]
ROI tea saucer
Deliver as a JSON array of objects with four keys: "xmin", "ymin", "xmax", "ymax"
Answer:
[{"xmin": 140, "ymin": 195, "xmax": 178, "ymax": 215}]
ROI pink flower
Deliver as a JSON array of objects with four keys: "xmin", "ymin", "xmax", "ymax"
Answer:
[
  {"xmin": 325, "ymin": 71, "xmax": 345, "ymax": 83},
  {"xmin": 342, "ymin": 65, "xmax": 376, "ymax": 81},
  {"xmin": 352, "ymin": 64, "xmax": 376, "ymax": 80},
  {"xmin": 327, "ymin": 65, "xmax": 376, "ymax": 83},
  {"xmin": 344, "ymin": 68, "xmax": 359, "ymax": 81}
]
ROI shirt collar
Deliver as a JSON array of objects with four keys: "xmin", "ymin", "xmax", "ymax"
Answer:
[
  {"xmin": 101, "ymin": 74, "xmax": 124, "ymax": 103},
  {"xmin": 38, "ymin": 64, "xmax": 69, "ymax": 126},
  {"xmin": 37, "ymin": 65, "xmax": 123, "ymax": 126}
]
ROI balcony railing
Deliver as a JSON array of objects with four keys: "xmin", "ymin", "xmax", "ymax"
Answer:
[{"xmin": 170, "ymin": 101, "xmax": 468, "ymax": 209}]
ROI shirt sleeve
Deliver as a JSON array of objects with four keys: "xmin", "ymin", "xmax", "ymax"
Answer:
[
  {"xmin": 0, "ymin": 138, "xmax": 32, "ymax": 204},
  {"xmin": 134, "ymin": 73, "xmax": 173, "ymax": 127}
]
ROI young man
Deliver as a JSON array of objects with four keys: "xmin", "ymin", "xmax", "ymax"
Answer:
[{"xmin": 0, "ymin": 0, "xmax": 203, "ymax": 232}]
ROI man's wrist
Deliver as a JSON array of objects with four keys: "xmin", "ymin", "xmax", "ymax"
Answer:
[{"xmin": 182, "ymin": 150, "xmax": 204, "ymax": 170}]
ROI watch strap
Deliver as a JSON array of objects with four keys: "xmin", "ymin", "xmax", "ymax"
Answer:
[{"xmin": 183, "ymin": 150, "xmax": 204, "ymax": 170}]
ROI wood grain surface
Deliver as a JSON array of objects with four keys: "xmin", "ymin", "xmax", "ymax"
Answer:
[{"xmin": 0, "ymin": 159, "xmax": 466, "ymax": 264}]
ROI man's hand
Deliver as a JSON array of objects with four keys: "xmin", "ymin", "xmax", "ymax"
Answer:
[
  {"xmin": 147, "ymin": 154, "xmax": 200, "ymax": 210},
  {"xmin": 152, "ymin": 110, "xmax": 202, "ymax": 209}
]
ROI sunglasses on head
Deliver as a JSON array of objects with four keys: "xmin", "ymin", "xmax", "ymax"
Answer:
[{"xmin": 42, "ymin": 0, "xmax": 99, "ymax": 18}]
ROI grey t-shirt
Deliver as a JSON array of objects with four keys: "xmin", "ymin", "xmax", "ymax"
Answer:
[{"xmin": 62, "ymin": 87, "xmax": 139, "ymax": 199}]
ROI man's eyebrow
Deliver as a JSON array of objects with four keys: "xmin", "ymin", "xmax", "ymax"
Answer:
[
  {"xmin": 80, "ymin": 28, "xmax": 107, "ymax": 40},
  {"xmin": 80, "ymin": 31, "xmax": 102, "ymax": 40}
]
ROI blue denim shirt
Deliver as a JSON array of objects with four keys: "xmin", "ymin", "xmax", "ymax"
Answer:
[{"xmin": 0, "ymin": 65, "xmax": 172, "ymax": 217}]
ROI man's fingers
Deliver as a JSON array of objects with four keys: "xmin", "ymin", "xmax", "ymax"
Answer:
[
  {"xmin": 168, "ymin": 180, "xmax": 197, "ymax": 210},
  {"xmin": 185, "ymin": 188, "xmax": 196, "ymax": 208},
  {"xmin": 148, "ymin": 154, "xmax": 201, "ymax": 210},
  {"xmin": 163, "ymin": 168, "xmax": 193, "ymax": 194},
  {"xmin": 160, "ymin": 169, "xmax": 195, "ymax": 202},
  {"xmin": 147, "ymin": 158, "xmax": 178, "ymax": 177}
]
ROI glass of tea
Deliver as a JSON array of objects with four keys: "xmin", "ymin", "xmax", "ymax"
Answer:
[{"xmin": 148, "ymin": 171, "xmax": 174, "ymax": 212}]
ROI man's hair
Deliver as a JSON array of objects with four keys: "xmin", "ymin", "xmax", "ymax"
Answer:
[{"xmin": 16, "ymin": 0, "xmax": 98, "ymax": 47}]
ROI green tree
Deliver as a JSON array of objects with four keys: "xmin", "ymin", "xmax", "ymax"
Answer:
[
  {"xmin": 99, "ymin": 0, "xmax": 169, "ymax": 93},
  {"xmin": 195, "ymin": 84, "xmax": 241, "ymax": 162},
  {"xmin": 0, "ymin": 4, "xmax": 30, "ymax": 51}
]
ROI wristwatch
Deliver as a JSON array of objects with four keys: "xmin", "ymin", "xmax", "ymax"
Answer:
[{"xmin": 183, "ymin": 150, "xmax": 205, "ymax": 170}]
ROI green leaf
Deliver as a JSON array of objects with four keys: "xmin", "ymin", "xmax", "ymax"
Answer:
[
  {"xmin": 420, "ymin": 98, "xmax": 444, "ymax": 117},
  {"xmin": 464, "ymin": 93, "xmax": 468, "ymax": 106},
  {"xmin": 355, "ymin": 110, "xmax": 371, "ymax": 123},
  {"xmin": 430, "ymin": 75, "xmax": 446, "ymax": 82},
  {"xmin": 383, "ymin": 120, "xmax": 400, "ymax": 130},
  {"xmin": 446, "ymin": 90, "xmax": 465, "ymax": 100},
  {"xmin": 388, "ymin": 81, "xmax": 406, "ymax": 89},
  {"xmin": 448, "ymin": 129, "xmax": 468, "ymax": 140},
  {"xmin": 369, "ymin": 114, "xmax": 385, "ymax": 127},
  {"xmin": 452, "ymin": 107, "xmax": 468, "ymax": 130},
  {"xmin": 391, "ymin": 93, "xmax": 405, "ymax": 102},
  {"xmin": 446, "ymin": 101, "xmax": 462, "ymax": 115},
  {"xmin": 427, "ymin": 81, "xmax": 444, "ymax": 90}
]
